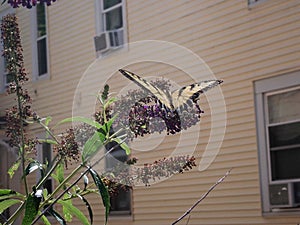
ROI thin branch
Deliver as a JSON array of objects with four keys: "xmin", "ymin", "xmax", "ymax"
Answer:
[
  {"xmin": 31, "ymin": 138, "xmax": 127, "ymax": 224},
  {"xmin": 171, "ymin": 169, "xmax": 232, "ymax": 225}
]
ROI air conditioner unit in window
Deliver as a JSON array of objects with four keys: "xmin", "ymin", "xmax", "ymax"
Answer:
[
  {"xmin": 94, "ymin": 29, "xmax": 124, "ymax": 54},
  {"xmin": 269, "ymin": 183, "xmax": 300, "ymax": 208}
]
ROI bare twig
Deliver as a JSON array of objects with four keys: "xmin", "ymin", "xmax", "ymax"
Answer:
[{"xmin": 172, "ymin": 169, "xmax": 231, "ymax": 225}]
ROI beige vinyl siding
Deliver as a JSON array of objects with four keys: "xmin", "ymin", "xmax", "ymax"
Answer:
[{"xmin": 0, "ymin": 0, "xmax": 300, "ymax": 224}]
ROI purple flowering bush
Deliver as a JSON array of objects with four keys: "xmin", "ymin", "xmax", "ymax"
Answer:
[
  {"xmin": 0, "ymin": 14, "xmax": 198, "ymax": 225},
  {"xmin": 2, "ymin": 0, "xmax": 56, "ymax": 8}
]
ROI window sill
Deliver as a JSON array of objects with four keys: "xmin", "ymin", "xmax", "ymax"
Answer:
[
  {"xmin": 108, "ymin": 212, "xmax": 132, "ymax": 221},
  {"xmin": 263, "ymin": 207, "xmax": 300, "ymax": 217},
  {"xmin": 96, "ymin": 45, "xmax": 128, "ymax": 59}
]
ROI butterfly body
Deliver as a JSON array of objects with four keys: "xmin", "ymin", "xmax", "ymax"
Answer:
[{"xmin": 119, "ymin": 69, "xmax": 222, "ymax": 114}]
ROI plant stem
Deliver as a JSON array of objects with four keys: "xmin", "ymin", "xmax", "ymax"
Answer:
[
  {"xmin": 32, "ymin": 138, "xmax": 126, "ymax": 224},
  {"xmin": 36, "ymin": 156, "xmax": 62, "ymax": 189},
  {"xmin": 171, "ymin": 169, "xmax": 231, "ymax": 225},
  {"xmin": 13, "ymin": 65, "xmax": 29, "ymax": 197}
]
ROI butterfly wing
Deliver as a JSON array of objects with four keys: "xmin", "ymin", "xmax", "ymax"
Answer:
[
  {"xmin": 119, "ymin": 69, "xmax": 175, "ymax": 110},
  {"xmin": 171, "ymin": 80, "xmax": 223, "ymax": 109}
]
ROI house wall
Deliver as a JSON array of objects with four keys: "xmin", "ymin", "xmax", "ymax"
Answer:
[{"xmin": 0, "ymin": 0, "xmax": 299, "ymax": 224}]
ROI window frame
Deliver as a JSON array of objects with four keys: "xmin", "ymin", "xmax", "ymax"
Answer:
[
  {"xmin": 94, "ymin": 0, "xmax": 127, "ymax": 56},
  {"xmin": 254, "ymin": 71, "xmax": 300, "ymax": 214},
  {"xmin": 31, "ymin": 3, "xmax": 50, "ymax": 81}
]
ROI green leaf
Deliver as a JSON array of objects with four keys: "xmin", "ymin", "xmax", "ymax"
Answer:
[
  {"xmin": 8, "ymin": 159, "xmax": 21, "ymax": 179},
  {"xmin": 0, "ymin": 189, "xmax": 16, "ymax": 196},
  {"xmin": 22, "ymin": 194, "xmax": 41, "ymax": 225},
  {"xmin": 24, "ymin": 161, "xmax": 43, "ymax": 176},
  {"xmin": 62, "ymin": 197, "xmax": 72, "ymax": 222},
  {"xmin": 89, "ymin": 168, "xmax": 110, "ymax": 225},
  {"xmin": 43, "ymin": 116, "xmax": 52, "ymax": 127},
  {"xmin": 41, "ymin": 215, "xmax": 51, "ymax": 225},
  {"xmin": 0, "ymin": 199, "xmax": 21, "ymax": 214},
  {"xmin": 48, "ymin": 208, "xmax": 66, "ymax": 225},
  {"xmin": 103, "ymin": 97, "xmax": 117, "ymax": 110},
  {"xmin": 57, "ymin": 200, "xmax": 90, "ymax": 225},
  {"xmin": 0, "ymin": 189, "xmax": 23, "ymax": 201},
  {"xmin": 77, "ymin": 194, "xmax": 93, "ymax": 225},
  {"xmin": 105, "ymin": 114, "xmax": 117, "ymax": 135},
  {"xmin": 81, "ymin": 132, "xmax": 104, "ymax": 162},
  {"xmin": 52, "ymin": 162, "xmax": 64, "ymax": 184},
  {"xmin": 112, "ymin": 138, "xmax": 131, "ymax": 155},
  {"xmin": 37, "ymin": 139, "xmax": 58, "ymax": 145},
  {"xmin": 56, "ymin": 117, "xmax": 101, "ymax": 129}
]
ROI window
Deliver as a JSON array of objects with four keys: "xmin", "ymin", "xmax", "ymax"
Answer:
[
  {"xmin": 0, "ymin": 7, "xmax": 15, "ymax": 92},
  {"xmin": 31, "ymin": 3, "xmax": 49, "ymax": 79},
  {"xmin": 248, "ymin": 0, "xmax": 267, "ymax": 7},
  {"xmin": 254, "ymin": 71, "xmax": 300, "ymax": 214},
  {"xmin": 94, "ymin": 0, "xmax": 127, "ymax": 55},
  {"xmin": 105, "ymin": 142, "xmax": 131, "ymax": 215},
  {"xmin": 37, "ymin": 142, "xmax": 53, "ymax": 195}
]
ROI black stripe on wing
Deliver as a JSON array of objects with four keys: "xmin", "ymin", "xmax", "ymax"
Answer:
[
  {"xmin": 119, "ymin": 69, "xmax": 174, "ymax": 110},
  {"xmin": 172, "ymin": 80, "xmax": 223, "ymax": 109}
]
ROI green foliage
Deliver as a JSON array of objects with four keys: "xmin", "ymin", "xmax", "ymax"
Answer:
[
  {"xmin": 77, "ymin": 194, "xmax": 93, "ymax": 225},
  {"xmin": 89, "ymin": 168, "xmax": 110, "ymax": 225},
  {"xmin": 22, "ymin": 193, "xmax": 41, "ymax": 225},
  {"xmin": 7, "ymin": 159, "xmax": 21, "ymax": 179},
  {"xmin": 0, "ymin": 199, "xmax": 21, "ymax": 214},
  {"xmin": 48, "ymin": 208, "xmax": 66, "ymax": 225},
  {"xmin": 57, "ymin": 200, "xmax": 90, "ymax": 225}
]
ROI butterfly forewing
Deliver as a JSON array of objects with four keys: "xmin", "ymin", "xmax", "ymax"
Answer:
[{"xmin": 119, "ymin": 69, "xmax": 174, "ymax": 109}]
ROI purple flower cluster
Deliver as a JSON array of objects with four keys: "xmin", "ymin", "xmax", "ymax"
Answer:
[
  {"xmin": 5, "ymin": 0, "xmax": 56, "ymax": 8},
  {"xmin": 113, "ymin": 79, "xmax": 203, "ymax": 138}
]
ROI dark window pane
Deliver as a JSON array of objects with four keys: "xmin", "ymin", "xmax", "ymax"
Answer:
[
  {"xmin": 105, "ymin": 7, "xmax": 123, "ymax": 30},
  {"xmin": 42, "ymin": 143, "xmax": 51, "ymax": 164},
  {"xmin": 269, "ymin": 122, "xmax": 300, "ymax": 148},
  {"xmin": 271, "ymin": 147, "xmax": 300, "ymax": 180},
  {"xmin": 105, "ymin": 143, "xmax": 131, "ymax": 214},
  {"xmin": 5, "ymin": 73, "xmax": 14, "ymax": 84},
  {"xmin": 37, "ymin": 3, "xmax": 46, "ymax": 37},
  {"xmin": 103, "ymin": 0, "xmax": 121, "ymax": 10},
  {"xmin": 110, "ymin": 188, "xmax": 131, "ymax": 212},
  {"xmin": 37, "ymin": 38, "xmax": 48, "ymax": 76}
]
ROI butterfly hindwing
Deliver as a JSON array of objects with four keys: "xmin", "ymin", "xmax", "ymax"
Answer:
[{"xmin": 172, "ymin": 80, "xmax": 223, "ymax": 109}]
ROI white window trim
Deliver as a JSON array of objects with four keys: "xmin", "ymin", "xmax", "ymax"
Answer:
[
  {"xmin": 94, "ymin": 0, "xmax": 128, "ymax": 57},
  {"xmin": 30, "ymin": 4, "xmax": 50, "ymax": 81},
  {"xmin": 254, "ymin": 70, "xmax": 300, "ymax": 215},
  {"xmin": 0, "ymin": 7, "xmax": 16, "ymax": 93}
]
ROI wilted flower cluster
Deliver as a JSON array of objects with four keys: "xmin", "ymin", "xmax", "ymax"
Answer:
[
  {"xmin": 1, "ymin": 14, "xmax": 37, "ymax": 150},
  {"xmin": 103, "ymin": 156, "xmax": 196, "ymax": 188},
  {"xmin": 136, "ymin": 156, "xmax": 196, "ymax": 186},
  {"xmin": 4, "ymin": 0, "xmax": 56, "ymax": 8},
  {"xmin": 54, "ymin": 128, "xmax": 80, "ymax": 168}
]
